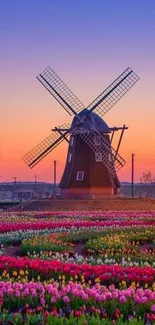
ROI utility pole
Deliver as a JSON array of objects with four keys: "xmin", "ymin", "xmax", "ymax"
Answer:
[
  {"xmin": 34, "ymin": 175, "xmax": 37, "ymax": 198},
  {"xmin": 13, "ymin": 177, "xmax": 17, "ymax": 183},
  {"xmin": 13, "ymin": 176, "xmax": 17, "ymax": 200},
  {"xmin": 18, "ymin": 180, "xmax": 21, "ymax": 201},
  {"xmin": 53, "ymin": 160, "xmax": 57, "ymax": 198},
  {"xmin": 131, "ymin": 153, "xmax": 135, "ymax": 197}
]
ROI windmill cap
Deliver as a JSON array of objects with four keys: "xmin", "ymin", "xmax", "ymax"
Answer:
[{"xmin": 71, "ymin": 108, "xmax": 110, "ymax": 133}]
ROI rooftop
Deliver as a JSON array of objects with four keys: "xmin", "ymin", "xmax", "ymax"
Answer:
[{"xmin": 71, "ymin": 109, "xmax": 110, "ymax": 133}]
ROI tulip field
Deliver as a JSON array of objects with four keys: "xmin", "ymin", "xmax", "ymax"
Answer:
[{"xmin": 0, "ymin": 211, "xmax": 155, "ymax": 324}]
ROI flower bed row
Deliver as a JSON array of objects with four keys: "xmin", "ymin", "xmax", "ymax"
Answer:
[
  {"xmin": 1, "ymin": 210, "xmax": 155, "ymax": 220},
  {"xmin": 86, "ymin": 229, "xmax": 155, "ymax": 254},
  {"xmin": 20, "ymin": 234, "xmax": 73, "ymax": 255},
  {"xmin": 0, "ymin": 313, "xmax": 148, "ymax": 324},
  {"xmin": 27, "ymin": 251, "xmax": 155, "ymax": 268},
  {"xmin": 19, "ymin": 227, "xmax": 155, "ymax": 267},
  {"xmin": 0, "ymin": 219, "xmax": 154, "ymax": 233},
  {"xmin": 0, "ymin": 256, "xmax": 155, "ymax": 286},
  {"xmin": 0, "ymin": 225, "xmax": 147, "ymax": 246},
  {"xmin": 0, "ymin": 281, "xmax": 155, "ymax": 323}
]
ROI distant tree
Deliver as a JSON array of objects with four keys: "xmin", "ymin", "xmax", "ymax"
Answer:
[
  {"xmin": 141, "ymin": 171, "xmax": 154, "ymax": 184},
  {"xmin": 140, "ymin": 177, "xmax": 143, "ymax": 184},
  {"xmin": 140, "ymin": 171, "xmax": 155, "ymax": 197}
]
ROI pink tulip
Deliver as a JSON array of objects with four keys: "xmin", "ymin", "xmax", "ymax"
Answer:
[
  {"xmin": 106, "ymin": 292, "xmax": 112, "ymax": 300},
  {"xmin": 63, "ymin": 296, "xmax": 70, "ymax": 303},
  {"xmin": 40, "ymin": 297, "xmax": 45, "ymax": 305},
  {"xmin": 150, "ymin": 292, "xmax": 155, "ymax": 300},
  {"xmin": 151, "ymin": 304, "xmax": 155, "ymax": 312},
  {"xmin": 101, "ymin": 294, "xmax": 106, "ymax": 301},
  {"xmin": 15, "ymin": 290, "xmax": 20, "ymax": 297},
  {"xmin": 137, "ymin": 289, "xmax": 144, "ymax": 298},
  {"xmin": 119, "ymin": 296, "xmax": 126, "ymax": 303},
  {"xmin": 141, "ymin": 296, "xmax": 148, "ymax": 304},
  {"xmin": 31, "ymin": 289, "xmax": 37, "ymax": 297},
  {"xmin": 112, "ymin": 291, "xmax": 118, "ymax": 299},
  {"xmin": 51, "ymin": 296, "xmax": 56, "ymax": 303},
  {"xmin": 83, "ymin": 293, "xmax": 88, "ymax": 301},
  {"xmin": 95, "ymin": 293, "xmax": 101, "ymax": 301},
  {"xmin": 135, "ymin": 296, "xmax": 141, "ymax": 304},
  {"xmin": 7, "ymin": 288, "xmax": 14, "ymax": 296}
]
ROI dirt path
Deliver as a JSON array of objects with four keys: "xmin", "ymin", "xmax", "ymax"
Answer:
[
  {"xmin": 4, "ymin": 245, "xmax": 20, "ymax": 257},
  {"xmin": 73, "ymin": 243, "xmax": 87, "ymax": 257},
  {"xmin": 11, "ymin": 198, "xmax": 155, "ymax": 212}
]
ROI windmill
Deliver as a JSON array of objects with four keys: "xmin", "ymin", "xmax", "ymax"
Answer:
[{"xmin": 23, "ymin": 67, "xmax": 139, "ymax": 199}]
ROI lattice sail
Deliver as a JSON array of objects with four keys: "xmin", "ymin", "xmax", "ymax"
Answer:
[
  {"xmin": 37, "ymin": 66, "xmax": 85, "ymax": 116},
  {"xmin": 87, "ymin": 68, "xmax": 139, "ymax": 117},
  {"xmin": 22, "ymin": 123, "xmax": 71, "ymax": 168},
  {"xmin": 75, "ymin": 121, "xmax": 125, "ymax": 176}
]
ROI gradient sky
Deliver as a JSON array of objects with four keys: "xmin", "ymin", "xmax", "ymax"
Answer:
[{"xmin": 0, "ymin": 0, "xmax": 155, "ymax": 183}]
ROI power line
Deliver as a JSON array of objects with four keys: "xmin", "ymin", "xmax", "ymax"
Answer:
[
  {"xmin": 136, "ymin": 161, "xmax": 155, "ymax": 164},
  {"xmin": 131, "ymin": 153, "xmax": 135, "ymax": 197},
  {"xmin": 53, "ymin": 160, "xmax": 57, "ymax": 198}
]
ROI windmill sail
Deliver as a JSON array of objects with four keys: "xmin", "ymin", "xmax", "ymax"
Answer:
[
  {"xmin": 22, "ymin": 65, "xmax": 139, "ymax": 191},
  {"xmin": 22, "ymin": 123, "xmax": 70, "ymax": 168},
  {"xmin": 37, "ymin": 66, "xmax": 85, "ymax": 116},
  {"xmin": 87, "ymin": 68, "xmax": 139, "ymax": 117},
  {"xmin": 76, "ymin": 120, "xmax": 125, "ymax": 176}
]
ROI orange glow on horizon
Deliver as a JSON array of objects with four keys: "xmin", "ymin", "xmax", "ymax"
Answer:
[{"xmin": 1, "ymin": 57, "xmax": 155, "ymax": 184}]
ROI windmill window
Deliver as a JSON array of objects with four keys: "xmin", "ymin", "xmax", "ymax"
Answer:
[
  {"xmin": 70, "ymin": 136, "xmax": 74, "ymax": 146},
  {"xmin": 76, "ymin": 171, "xmax": 84, "ymax": 181},
  {"xmin": 108, "ymin": 153, "xmax": 112, "ymax": 162},
  {"xmin": 95, "ymin": 152, "xmax": 102, "ymax": 162},
  {"xmin": 94, "ymin": 134, "xmax": 101, "ymax": 145},
  {"xmin": 68, "ymin": 153, "xmax": 72, "ymax": 162}
]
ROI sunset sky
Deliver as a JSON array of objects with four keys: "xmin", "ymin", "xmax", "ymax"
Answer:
[{"xmin": 0, "ymin": 0, "xmax": 155, "ymax": 183}]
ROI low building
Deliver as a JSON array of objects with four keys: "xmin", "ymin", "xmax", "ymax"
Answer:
[{"xmin": 0, "ymin": 182, "xmax": 58, "ymax": 201}]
